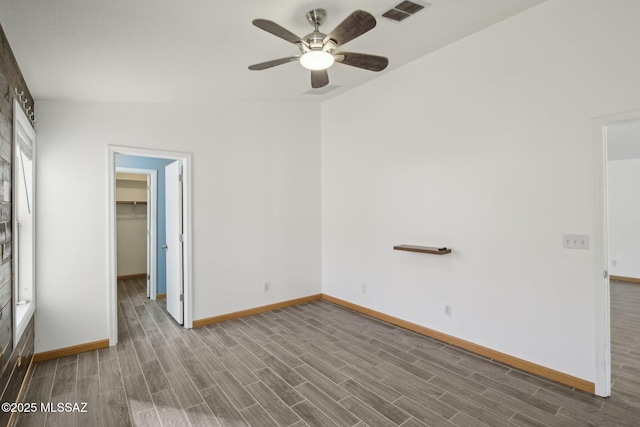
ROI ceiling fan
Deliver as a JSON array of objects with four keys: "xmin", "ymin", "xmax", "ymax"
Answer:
[{"xmin": 248, "ymin": 9, "xmax": 389, "ymax": 89}]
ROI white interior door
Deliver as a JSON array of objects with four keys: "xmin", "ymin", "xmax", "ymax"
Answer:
[
  {"xmin": 165, "ymin": 160, "xmax": 184, "ymax": 324},
  {"xmin": 146, "ymin": 175, "xmax": 151, "ymax": 298}
]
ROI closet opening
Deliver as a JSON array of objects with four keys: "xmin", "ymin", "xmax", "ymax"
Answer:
[{"xmin": 115, "ymin": 169, "xmax": 156, "ymax": 298}]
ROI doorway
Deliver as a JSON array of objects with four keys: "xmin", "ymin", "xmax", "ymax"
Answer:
[
  {"xmin": 604, "ymin": 119, "xmax": 640, "ymax": 402},
  {"xmin": 108, "ymin": 146, "xmax": 193, "ymax": 346},
  {"xmin": 115, "ymin": 168, "xmax": 157, "ymax": 299},
  {"xmin": 595, "ymin": 110, "xmax": 640, "ymax": 397},
  {"xmin": 606, "ymin": 120, "xmax": 640, "ymax": 282}
]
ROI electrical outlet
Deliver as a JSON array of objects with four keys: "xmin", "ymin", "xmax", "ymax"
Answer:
[
  {"xmin": 612, "ymin": 260, "xmax": 617, "ymax": 267},
  {"xmin": 361, "ymin": 283, "xmax": 367, "ymax": 293},
  {"xmin": 263, "ymin": 282, "xmax": 269, "ymax": 292},
  {"xmin": 444, "ymin": 304, "xmax": 452, "ymax": 316}
]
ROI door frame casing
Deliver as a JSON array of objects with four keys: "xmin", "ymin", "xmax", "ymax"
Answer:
[
  {"xmin": 108, "ymin": 146, "xmax": 193, "ymax": 346},
  {"xmin": 593, "ymin": 108, "xmax": 640, "ymax": 396},
  {"xmin": 115, "ymin": 167, "xmax": 157, "ymax": 299}
]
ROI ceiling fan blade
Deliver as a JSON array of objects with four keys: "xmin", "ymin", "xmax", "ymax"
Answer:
[
  {"xmin": 334, "ymin": 52, "xmax": 389, "ymax": 71},
  {"xmin": 311, "ymin": 69, "xmax": 329, "ymax": 88},
  {"xmin": 253, "ymin": 19, "xmax": 304, "ymax": 45},
  {"xmin": 323, "ymin": 10, "xmax": 376, "ymax": 47},
  {"xmin": 249, "ymin": 57, "xmax": 300, "ymax": 70}
]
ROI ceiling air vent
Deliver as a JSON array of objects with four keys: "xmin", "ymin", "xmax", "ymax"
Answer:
[{"xmin": 382, "ymin": 1, "xmax": 429, "ymax": 22}]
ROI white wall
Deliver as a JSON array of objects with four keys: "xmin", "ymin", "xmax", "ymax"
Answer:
[
  {"xmin": 608, "ymin": 159, "xmax": 640, "ymax": 278},
  {"xmin": 116, "ymin": 203, "xmax": 147, "ymax": 277},
  {"xmin": 35, "ymin": 102, "xmax": 321, "ymax": 352},
  {"xmin": 321, "ymin": 0, "xmax": 640, "ymax": 385}
]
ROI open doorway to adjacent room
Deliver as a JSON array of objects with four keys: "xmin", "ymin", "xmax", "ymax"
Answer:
[
  {"xmin": 604, "ymin": 118, "xmax": 640, "ymax": 401},
  {"xmin": 594, "ymin": 110, "xmax": 640, "ymax": 399},
  {"xmin": 108, "ymin": 146, "xmax": 193, "ymax": 347}
]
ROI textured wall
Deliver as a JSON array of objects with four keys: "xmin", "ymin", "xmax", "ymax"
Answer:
[{"xmin": 0, "ymin": 23, "xmax": 35, "ymax": 427}]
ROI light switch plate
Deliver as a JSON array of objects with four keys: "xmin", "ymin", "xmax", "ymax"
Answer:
[{"xmin": 563, "ymin": 234, "xmax": 589, "ymax": 250}]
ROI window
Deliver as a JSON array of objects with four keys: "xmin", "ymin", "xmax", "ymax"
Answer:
[{"xmin": 13, "ymin": 99, "xmax": 35, "ymax": 347}]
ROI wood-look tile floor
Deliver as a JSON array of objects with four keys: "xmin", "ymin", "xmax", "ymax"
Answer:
[{"xmin": 15, "ymin": 279, "xmax": 640, "ymax": 427}]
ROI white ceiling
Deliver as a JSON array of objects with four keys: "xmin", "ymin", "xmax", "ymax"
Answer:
[{"xmin": 0, "ymin": 0, "xmax": 544, "ymax": 104}]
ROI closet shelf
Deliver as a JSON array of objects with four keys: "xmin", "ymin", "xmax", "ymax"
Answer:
[
  {"xmin": 116, "ymin": 201, "xmax": 147, "ymax": 205},
  {"xmin": 393, "ymin": 245, "xmax": 451, "ymax": 255}
]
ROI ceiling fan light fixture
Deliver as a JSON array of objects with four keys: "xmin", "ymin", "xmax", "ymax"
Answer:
[
  {"xmin": 300, "ymin": 50, "xmax": 334, "ymax": 70},
  {"xmin": 249, "ymin": 9, "xmax": 388, "ymax": 88}
]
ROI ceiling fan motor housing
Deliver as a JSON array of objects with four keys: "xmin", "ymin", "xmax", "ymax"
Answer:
[
  {"xmin": 302, "ymin": 10, "xmax": 335, "ymax": 53},
  {"xmin": 301, "ymin": 32, "xmax": 325, "ymax": 52}
]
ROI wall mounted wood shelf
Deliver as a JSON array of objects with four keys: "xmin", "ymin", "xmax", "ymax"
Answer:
[{"xmin": 393, "ymin": 244, "xmax": 451, "ymax": 255}]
